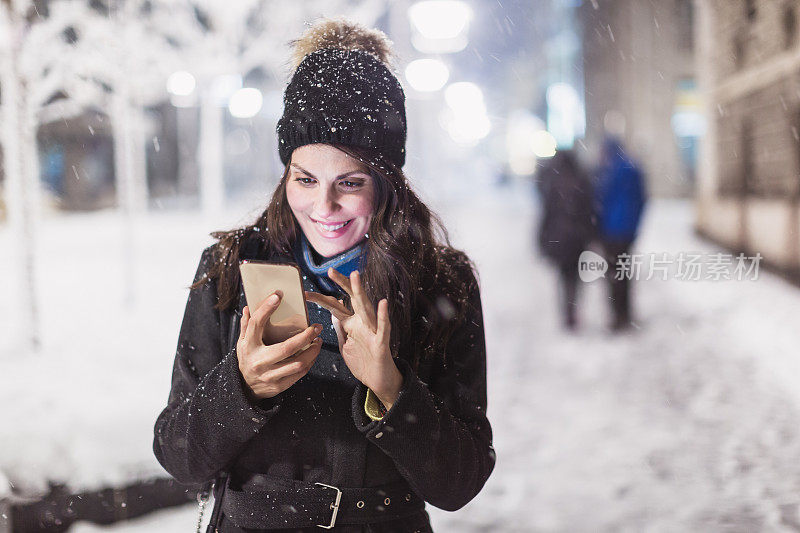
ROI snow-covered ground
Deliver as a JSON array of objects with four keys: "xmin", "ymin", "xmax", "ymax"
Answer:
[{"xmin": 4, "ymin": 183, "xmax": 800, "ymax": 532}]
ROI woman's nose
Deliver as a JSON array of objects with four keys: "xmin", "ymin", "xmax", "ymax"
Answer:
[{"xmin": 314, "ymin": 188, "xmax": 338, "ymax": 216}]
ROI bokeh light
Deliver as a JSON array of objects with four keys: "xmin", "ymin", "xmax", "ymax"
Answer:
[
  {"xmin": 166, "ymin": 71, "xmax": 196, "ymax": 96},
  {"xmin": 228, "ymin": 88, "xmax": 263, "ymax": 118},
  {"xmin": 408, "ymin": 1, "xmax": 472, "ymax": 40},
  {"xmin": 531, "ymin": 130, "xmax": 557, "ymax": 158},
  {"xmin": 405, "ymin": 58, "xmax": 450, "ymax": 92}
]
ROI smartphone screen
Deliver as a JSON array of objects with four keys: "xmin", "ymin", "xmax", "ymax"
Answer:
[{"xmin": 239, "ymin": 261, "xmax": 310, "ymax": 345}]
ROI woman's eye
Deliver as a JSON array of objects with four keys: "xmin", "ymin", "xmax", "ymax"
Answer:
[
  {"xmin": 295, "ymin": 176, "xmax": 316, "ymax": 185},
  {"xmin": 340, "ymin": 179, "xmax": 364, "ymax": 189}
]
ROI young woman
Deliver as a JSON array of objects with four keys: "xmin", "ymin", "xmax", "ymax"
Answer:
[{"xmin": 153, "ymin": 18, "xmax": 495, "ymax": 532}]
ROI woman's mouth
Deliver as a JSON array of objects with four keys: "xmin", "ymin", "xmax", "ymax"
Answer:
[{"xmin": 312, "ymin": 218, "xmax": 352, "ymax": 236}]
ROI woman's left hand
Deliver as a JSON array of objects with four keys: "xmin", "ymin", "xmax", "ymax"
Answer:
[{"xmin": 304, "ymin": 269, "xmax": 403, "ymax": 410}]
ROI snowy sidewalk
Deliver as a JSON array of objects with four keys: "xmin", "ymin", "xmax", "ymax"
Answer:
[
  {"xmin": 431, "ymin": 192, "xmax": 800, "ymax": 532},
  {"xmin": 4, "ymin": 188, "xmax": 800, "ymax": 532}
]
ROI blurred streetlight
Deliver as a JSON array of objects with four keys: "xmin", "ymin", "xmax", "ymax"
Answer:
[
  {"xmin": 405, "ymin": 58, "xmax": 450, "ymax": 92},
  {"xmin": 444, "ymin": 82, "xmax": 485, "ymax": 111},
  {"xmin": 409, "ymin": 1, "xmax": 471, "ymax": 39},
  {"xmin": 546, "ymin": 82, "xmax": 583, "ymax": 149},
  {"xmin": 167, "ymin": 70, "xmax": 197, "ymax": 108},
  {"xmin": 440, "ymin": 111, "xmax": 490, "ymax": 145},
  {"xmin": 531, "ymin": 130, "xmax": 557, "ymax": 158},
  {"xmin": 167, "ymin": 70, "xmax": 196, "ymax": 96},
  {"xmin": 408, "ymin": 0, "xmax": 472, "ymax": 53},
  {"xmin": 228, "ymin": 87, "xmax": 263, "ymax": 118},
  {"xmin": 441, "ymin": 81, "xmax": 490, "ymax": 145},
  {"xmin": 507, "ymin": 110, "xmax": 544, "ymax": 175}
]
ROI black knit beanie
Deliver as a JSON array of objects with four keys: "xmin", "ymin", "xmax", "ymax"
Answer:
[{"xmin": 277, "ymin": 26, "xmax": 407, "ymax": 168}]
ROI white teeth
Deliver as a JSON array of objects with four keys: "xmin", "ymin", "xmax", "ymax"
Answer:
[{"xmin": 317, "ymin": 220, "xmax": 350, "ymax": 232}]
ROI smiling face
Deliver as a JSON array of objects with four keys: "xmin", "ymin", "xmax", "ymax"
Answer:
[{"xmin": 285, "ymin": 144, "xmax": 375, "ymax": 258}]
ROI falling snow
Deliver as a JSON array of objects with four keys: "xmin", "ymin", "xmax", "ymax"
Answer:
[{"xmin": 2, "ymin": 186, "xmax": 800, "ymax": 532}]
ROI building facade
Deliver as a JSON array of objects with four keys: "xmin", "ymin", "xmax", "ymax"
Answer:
[
  {"xmin": 695, "ymin": 0, "xmax": 800, "ymax": 280},
  {"xmin": 580, "ymin": 0, "xmax": 697, "ymax": 197}
]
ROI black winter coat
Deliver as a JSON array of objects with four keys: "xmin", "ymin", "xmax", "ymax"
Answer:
[
  {"xmin": 153, "ymin": 237, "xmax": 495, "ymax": 532},
  {"xmin": 537, "ymin": 154, "xmax": 596, "ymax": 266}
]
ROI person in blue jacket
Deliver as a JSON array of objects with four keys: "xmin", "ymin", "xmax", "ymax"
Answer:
[{"xmin": 594, "ymin": 137, "xmax": 647, "ymax": 331}]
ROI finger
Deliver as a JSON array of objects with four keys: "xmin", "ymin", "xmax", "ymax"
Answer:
[
  {"xmin": 274, "ymin": 324, "xmax": 323, "ymax": 362},
  {"xmin": 250, "ymin": 291, "xmax": 283, "ymax": 343},
  {"xmin": 249, "ymin": 324, "xmax": 320, "ymax": 374},
  {"xmin": 274, "ymin": 338, "xmax": 322, "ymax": 375},
  {"xmin": 327, "ymin": 268, "xmax": 354, "ymax": 297},
  {"xmin": 376, "ymin": 298, "xmax": 391, "ymax": 345},
  {"xmin": 305, "ymin": 291, "xmax": 352, "ymax": 320},
  {"xmin": 244, "ymin": 304, "xmax": 260, "ymax": 347},
  {"xmin": 269, "ymin": 337, "xmax": 322, "ymax": 380},
  {"xmin": 239, "ymin": 306, "xmax": 250, "ymax": 340},
  {"xmin": 274, "ymin": 351, "xmax": 320, "ymax": 390},
  {"xmin": 350, "ymin": 271, "xmax": 377, "ymax": 331},
  {"xmin": 331, "ymin": 315, "xmax": 346, "ymax": 347}
]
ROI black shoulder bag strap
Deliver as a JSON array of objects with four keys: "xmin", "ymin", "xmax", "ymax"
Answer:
[{"xmin": 202, "ymin": 472, "xmax": 229, "ymax": 533}]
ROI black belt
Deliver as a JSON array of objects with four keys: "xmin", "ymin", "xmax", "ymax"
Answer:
[{"xmin": 222, "ymin": 474, "xmax": 425, "ymax": 529}]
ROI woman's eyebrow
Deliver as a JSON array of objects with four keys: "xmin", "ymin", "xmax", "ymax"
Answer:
[{"xmin": 290, "ymin": 164, "xmax": 368, "ymax": 180}]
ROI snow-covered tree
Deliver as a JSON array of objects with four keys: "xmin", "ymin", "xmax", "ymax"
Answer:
[
  {"xmin": 75, "ymin": 1, "xmax": 186, "ymax": 304},
  {"xmin": 0, "ymin": 0, "xmax": 182, "ymax": 345},
  {"xmin": 0, "ymin": 0, "xmax": 118, "ymax": 351}
]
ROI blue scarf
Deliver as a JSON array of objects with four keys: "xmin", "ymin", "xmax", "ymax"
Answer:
[{"xmin": 293, "ymin": 233, "xmax": 365, "ymax": 295}]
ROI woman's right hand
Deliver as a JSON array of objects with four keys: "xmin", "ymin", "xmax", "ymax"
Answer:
[{"xmin": 236, "ymin": 292, "xmax": 323, "ymax": 399}]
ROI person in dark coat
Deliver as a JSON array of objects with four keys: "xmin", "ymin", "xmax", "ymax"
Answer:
[
  {"xmin": 536, "ymin": 150, "xmax": 595, "ymax": 330},
  {"xmin": 153, "ymin": 19, "xmax": 494, "ymax": 532},
  {"xmin": 594, "ymin": 137, "xmax": 647, "ymax": 331}
]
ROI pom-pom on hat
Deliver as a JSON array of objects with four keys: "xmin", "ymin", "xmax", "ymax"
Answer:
[{"xmin": 277, "ymin": 18, "xmax": 407, "ymax": 168}]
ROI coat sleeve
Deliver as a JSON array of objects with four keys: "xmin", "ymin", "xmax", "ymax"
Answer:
[
  {"xmin": 153, "ymin": 246, "xmax": 282, "ymax": 485},
  {"xmin": 351, "ymin": 267, "xmax": 495, "ymax": 511}
]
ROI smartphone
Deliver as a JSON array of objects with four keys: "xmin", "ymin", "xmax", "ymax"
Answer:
[{"xmin": 239, "ymin": 261, "xmax": 310, "ymax": 346}]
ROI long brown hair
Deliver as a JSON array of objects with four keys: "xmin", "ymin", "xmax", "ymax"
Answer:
[{"xmin": 193, "ymin": 145, "xmax": 477, "ymax": 369}]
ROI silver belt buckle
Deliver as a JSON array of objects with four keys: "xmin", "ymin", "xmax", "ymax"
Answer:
[{"xmin": 315, "ymin": 482, "xmax": 342, "ymax": 529}]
